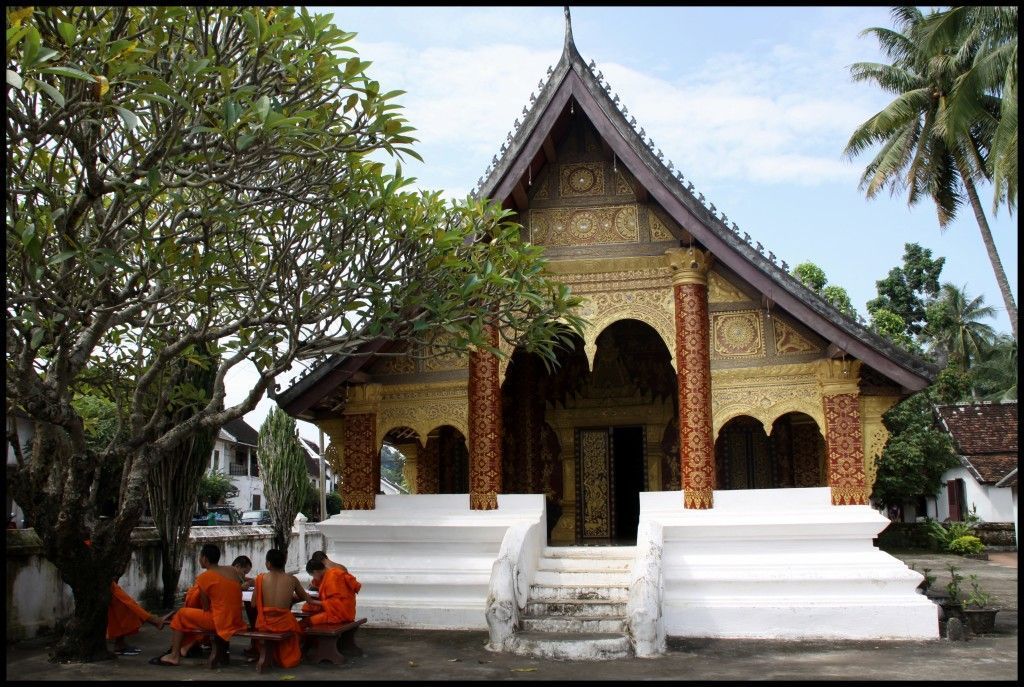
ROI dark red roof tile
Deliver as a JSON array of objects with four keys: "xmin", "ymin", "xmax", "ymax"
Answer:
[{"xmin": 935, "ymin": 401, "xmax": 1018, "ymax": 455}]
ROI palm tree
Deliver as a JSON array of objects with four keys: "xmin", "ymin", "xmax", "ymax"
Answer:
[
  {"xmin": 924, "ymin": 283, "xmax": 996, "ymax": 371},
  {"xmin": 970, "ymin": 333, "xmax": 1017, "ymax": 400},
  {"xmin": 844, "ymin": 7, "xmax": 1018, "ymax": 340},
  {"xmin": 922, "ymin": 6, "xmax": 1017, "ymax": 215}
]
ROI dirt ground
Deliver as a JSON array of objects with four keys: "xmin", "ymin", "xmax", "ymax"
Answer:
[{"xmin": 5, "ymin": 551, "xmax": 1017, "ymax": 682}]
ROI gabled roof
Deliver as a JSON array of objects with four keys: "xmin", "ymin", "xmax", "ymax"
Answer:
[
  {"xmin": 222, "ymin": 417, "xmax": 259, "ymax": 446},
  {"xmin": 473, "ymin": 9, "xmax": 935, "ymax": 392},
  {"xmin": 935, "ymin": 401, "xmax": 1018, "ymax": 485}
]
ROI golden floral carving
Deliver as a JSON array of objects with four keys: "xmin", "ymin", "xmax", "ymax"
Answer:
[
  {"xmin": 341, "ymin": 412, "xmax": 377, "ymax": 510},
  {"xmin": 712, "ymin": 310, "xmax": 765, "ymax": 359},
  {"xmin": 823, "ymin": 392, "xmax": 868, "ymax": 505},
  {"xmin": 648, "ymin": 211, "xmax": 675, "ymax": 242},
  {"xmin": 579, "ymin": 429, "xmax": 611, "ymax": 538},
  {"xmin": 468, "ymin": 324, "xmax": 502, "ymax": 510},
  {"xmin": 560, "ymin": 163, "xmax": 605, "ymax": 197},
  {"xmin": 707, "ymin": 271, "xmax": 748, "ymax": 303},
  {"xmin": 369, "ymin": 355, "xmax": 416, "ymax": 376},
  {"xmin": 710, "ymin": 364, "xmax": 825, "ymax": 440},
  {"xmin": 773, "ymin": 318, "xmax": 819, "ymax": 355},
  {"xmin": 861, "ymin": 395, "xmax": 900, "ymax": 491},
  {"xmin": 614, "ymin": 170, "xmax": 633, "ymax": 196},
  {"xmin": 529, "ymin": 205, "xmax": 639, "ymax": 247},
  {"xmin": 577, "ymin": 288, "xmax": 677, "ymax": 370},
  {"xmin": 665, "ymin": 247, "xmax": 712, "ymax": 286},
  {"xmin": 377, "ymin": 381, "xmax": 469, "ymax": 448}
]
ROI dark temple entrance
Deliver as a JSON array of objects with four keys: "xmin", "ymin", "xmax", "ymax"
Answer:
[{"xmin": 576, "ymin": 425, "xmax": 645, "ymax": 545}]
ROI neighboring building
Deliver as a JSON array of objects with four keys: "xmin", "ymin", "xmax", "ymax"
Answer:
[
  {"xmin": 929, "ymin": 401, "xmax": 1017, "ymax": 531},
  {"xmin": 212, "ymin": 418, "xmax": 261, "ymax": 513},
  {"xmin": 273, "ymin": 13, "xmax": 939, "ymax": 645},
  {"xmin": 300, "ymin": 437, "xmax": 337, "ymax": 495}
]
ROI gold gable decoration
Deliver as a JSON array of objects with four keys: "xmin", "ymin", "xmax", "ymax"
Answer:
[
  {"xmin": 711, "ymin": 310, "xmax": 765, "ymax": 359},
  {"xmin": 560, "ymin": 163, "xmax": 605, "ymax": 197},
  {"xmin": 773, "ymin": 318, "xmax": 819, "ymax": 355},
  {"xmin": 707, "ymin": 271, "xmax": 749, "ymax": 303},
  {"xmin": 529, "ymin": 206, "xmax": 639, "ymax": 247},
  {"xmin": 648, "ymin": 211, "xmax": 675, "ymax": 242}
]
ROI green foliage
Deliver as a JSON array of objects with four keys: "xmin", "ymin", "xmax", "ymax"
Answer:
[
  {"xmin": 326, "ymin": 491, "xmax": 342, "ymax": 516},
  {"xmin": 924, "ymin": 283, "xmax": 996, "ymax": 371},
  {"xmin": 791, "ymin": 261, "xmax": 857, "ymax": 318},
  {"xmin": 925, "ymin": 518, "xmax": 975, "ymax": 552},
  {"xmin": 380, "ymin": 444, "xmax": 408, "ymax": 491},
  {"xmin": 965, "ymin": 574, "xmax": 992, "ymax": 608},
  {"xmin": 71, "ymin": 394, "xmax": 122, "ymax": 452},
  {"xmin": 867, "ymin": 243, "xmax": 944, "ymax": 337},
  {"xmin": 869, "ymin": 307, "xmax": 922, "ymax": 353},
  {"xmin": 870, "ymin": 393, "xmax": 958, "ymax": 508},
  {"xmin": 257, "ymin": 408, "xmax": 309, "ymax": 552},
  {"xmin": 946, "ymin": 564, "xmax": 964, "ymax": 603},
  {"xmin": 948, "ymin": 534, "xmax": 985, "ymax": 556},
  {"xmin": 197, "ymin": 470, "xmax": 234, "ymax": 509},
  {"xmin": 970, "ymin": 334, "xmax": 1017, "ymax": 401},
  {"xmin": 933, "ymin": 366, "xmax": 974, "ymax": 403}
]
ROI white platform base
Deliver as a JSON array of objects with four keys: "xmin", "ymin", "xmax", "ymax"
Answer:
[
  {"xmin": 317, "ymin": 494, "xmax": 545, "ymax": 630},
  {"xmin": 643, "ymin": 488, "xmax": 939, "ymax": 640}
]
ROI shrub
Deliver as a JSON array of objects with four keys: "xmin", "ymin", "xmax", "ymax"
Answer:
[
  {"xmin": 948, "ymin": 535, "xmax": 986, "ymax": 556},
  {"xmin": 965, "ymin": 574, "xmax": 992, "ymax": 609},
  {"xmin": 925, "ymin": 518, "xmax": 977, "ymax": 552}
]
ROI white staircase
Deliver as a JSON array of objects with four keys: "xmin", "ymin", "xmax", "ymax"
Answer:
[{"xmin": 510, "ymin": 546, "xmax": 635, "ymax": 660}]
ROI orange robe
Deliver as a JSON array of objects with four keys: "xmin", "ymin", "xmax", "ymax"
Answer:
[
  {"xmin": 309, "ymin": 567, "xmax": 361, "ymax": 625},
  {"xmin": 299, "ymin": 576, "xmax": 320, "ymax": 614},
  {"xmin": 107, "ymin": 582, "xmax": 151, "ymax": 640},
  {"xmin": 253, "ymin": 574, "xmax": 303, "ymax": 668},
  {"xmin": 184, "ymin": 583, "xmax": 202, "ymax": 609},
  {"xmin": 169, "ymin": 569, "xmax": 247, "ymax": 641}
]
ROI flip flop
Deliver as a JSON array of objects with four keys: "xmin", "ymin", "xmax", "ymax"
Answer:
[
  {"xmin": 148, "ymin": 656, "xmax": 178, "ymax": 666},
  {"xmin": 116, "ymin": 646, "xmax": 142, "ymax": 656}
]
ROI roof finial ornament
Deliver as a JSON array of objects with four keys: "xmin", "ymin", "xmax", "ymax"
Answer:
[{"xmin": 564, "ymin": 6, "xmax": 574, "ymax": 52}]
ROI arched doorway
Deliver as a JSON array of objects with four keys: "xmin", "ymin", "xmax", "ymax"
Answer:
[
  {"xmin": 714, "ymin": 412, "xmax": 826, "ymax": 489},
  {"xmin": 502, "ymin": 319, "xmax": 675, "ymax": 545},
  {"xmin": 380, "ymin": 426, "xmax": 420, "ymax": 493},
  {"xmin": 417, "ymin": 425, "xmax": 468, "ymax": 495}
]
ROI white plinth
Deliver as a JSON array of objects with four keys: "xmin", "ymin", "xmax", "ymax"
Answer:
[
  {"xmin": 318, "ymin": 494, "xmax": 545, "ymax": 629},
  {"xmin": 642, "ymin": 488, "xmax": 939, "ymax": 640}
]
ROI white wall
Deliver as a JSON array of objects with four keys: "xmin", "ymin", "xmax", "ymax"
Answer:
[{"xmin": 935, "ymin": 466, "xmax": 1016, "ymax": 522}]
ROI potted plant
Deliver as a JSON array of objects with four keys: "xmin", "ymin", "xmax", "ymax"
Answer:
[
  {"xmin": 939, "ymin": 564, "xmax": 965, "ymax": 622},
  {"xmin": 962, "ymin": 575, "xmax": 999, "ymax": 634}
]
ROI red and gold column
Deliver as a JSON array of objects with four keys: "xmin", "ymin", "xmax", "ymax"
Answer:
[
  {"xmin": 817, "ymin": 359, "xmax": 869, "ymax": 505},
  {"xmin": 321, "ymin": 384, "xmax": 382, "ymax": 510},
  {"xmin": 666, "ymin": 247, "xmax": 715, "ymax": 509},
  {"xmin": 468, "ymin": 323, "xmax": 502, "ymax": 510}
]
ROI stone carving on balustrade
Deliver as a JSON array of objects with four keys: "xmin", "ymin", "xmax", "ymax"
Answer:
[
  {"xmin": 376, "ymin": 382, "xmax": 469, "ymax": 448},
  {"xmin": 710, "ymin": 363, "xmax": 825, "ymax": 440}
]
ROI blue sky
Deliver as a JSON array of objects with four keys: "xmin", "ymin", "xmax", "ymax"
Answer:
[{"xmin": 232, "ymin": 6, "xmax": 1018, "ymax": 439}]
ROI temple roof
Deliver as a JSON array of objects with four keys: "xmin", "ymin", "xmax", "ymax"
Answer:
[{"xmin": 277, "ymin": 9, "xmax": 938, "ymax": 419}]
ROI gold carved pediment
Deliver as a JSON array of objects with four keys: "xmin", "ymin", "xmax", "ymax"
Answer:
[{"xmin": 707, "ymin": 271, "xmax": 749, "ymax": 303}]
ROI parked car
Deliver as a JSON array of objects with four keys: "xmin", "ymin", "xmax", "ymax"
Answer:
[
  {"xmin": 192, "ymin": 506, "xmax": 239, "ymax": 526},
  {"xmin": 240, "ymin": 509, "xmax": 272, "ymax": 525}
]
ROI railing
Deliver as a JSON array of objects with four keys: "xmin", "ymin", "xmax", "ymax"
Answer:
[
  {"xmin": 627, "ymin": 519, "xmax": 666, "ymax": 657},
  {"xmin": 228, "ymin": 463, "xmax": 248, "ymax": 477},
  {"xmin": 485, "ymin": 519, "xmax": 543, "ymax": 652}
]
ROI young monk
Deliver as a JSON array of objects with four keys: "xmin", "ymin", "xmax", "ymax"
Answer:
[
  {"xmin": 151, "ymin": 544, "xmax": 247, "ymax": 666},
  {"xmin": 303, "ymin": 558, "xmax": 361, "ymax": 626},
  {"xmin": 301, "ymin": 550, "xmax": 348, "ymax": 611},
  {"xmin": 232, "ymin": 555, "xmax": 255, "ymax": 591},
  {"xmin": 107, "ymin": 578, "xmax": 165, "ymax": 655},
  {"xmin": 252, "ymin": 548, "xmax": 320, "ymax": 668}
]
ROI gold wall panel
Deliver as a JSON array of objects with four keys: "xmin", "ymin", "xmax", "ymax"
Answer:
[
  {"xmin": 707, "ymin": 271, "xmax": 749, "ymax": 303},
  {"xmin": 711, "ymin": 363, "xmax": 825, "ymax": 440},
  {"xmin": 579, "ymin": 429, "xmax": 610, "ymax": 539},
  {"xmin": 711, "ymin": 310, "xmax": 765, "ymax": 359},
  {"xmin": 648, "ymin": 211, "xmax": 675, "ymax": 241},
  {"xmin": 861, "ymin": 395, "xmax": 900, "ymax": 491},
  {"xmin": 560, "ymin": 163, "xmax": 605, "ymax": 197},
  {"xmin": 614, "ymin": 170, "xmax": 633, "ymax": 197},
  {"xmin": 376, "ymin": 381, "xmax": 468, "ymax": 448},
  {"xmin": 773, "ymin": 318, "xmax": 819, "ymax": 355},
  {"xmin": 369, "ymin": 354, "xmax": 416, "ymax": 376},
  {"xmin": 529, "ymin": 205, "xmax": 639, "ymax": 247}
]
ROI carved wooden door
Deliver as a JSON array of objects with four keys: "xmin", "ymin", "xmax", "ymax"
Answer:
[{"xmin": 576, "ymin": 428, "xmax": 613, "ymax": 544}]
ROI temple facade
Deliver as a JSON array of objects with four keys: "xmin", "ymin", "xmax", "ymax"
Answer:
[{"xmin": 277, "ymin": 13, "xmax": 939, "ymax": 650}]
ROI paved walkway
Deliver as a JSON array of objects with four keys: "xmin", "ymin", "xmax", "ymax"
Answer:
[{"xmin": 5, "ymin": 552, "xmax": 1018, "ymax": 682}]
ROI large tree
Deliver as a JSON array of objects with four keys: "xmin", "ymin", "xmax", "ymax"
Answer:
[
  {"xmin": 256, "ymin": 407, "xmax": 309, "ymax": 557},
  {"xmin": 923, "ymin": 283, "xmax": 996, "ymax": 372},
  {"xmin": 866, "ymin": 242, "xmax": 945, "ymax": 338},
  {"xmin": 844, "ymin": 6, "xmax": 1017, "ymax": 339},
  {"xmin": 790, "ymin": 261, "xmax": 857, "ymax": 318},
  {"xmin": 5, "ymin": 7, "xmax": 583, "ymax": 661}
]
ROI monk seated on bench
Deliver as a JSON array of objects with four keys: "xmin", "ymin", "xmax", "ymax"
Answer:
[
  {"xmin": 252, "ymin": 548, "xmax": 321, "ymax": 669},
  {"xmin": 151, "ymin": 543, "xmax": 247, "ymax": 667},
  {"xmin": 108, "ymin": 578, "xmax": 165, "ymax": 656},
  {"xmin": 299, "ymin": 550, "xmax": 347, "ymax": 613},
  {"xmin": 302, "ymin": 557, "xmax": 361, "ymax": 627}
]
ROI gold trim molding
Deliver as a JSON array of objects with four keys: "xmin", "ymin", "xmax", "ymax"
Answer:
[
  {"xmin": 665, "ymin": 247, "xmax": 713, "ymax": 286},
  {"xmin": 376, "ymin": 380, "xmax": 469, "ymax": 447},
  {"xmin": 711, "ymin": 363, "xmax": 825, "ymax": 440}
]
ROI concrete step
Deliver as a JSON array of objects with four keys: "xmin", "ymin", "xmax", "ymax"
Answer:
[
  {"xmin": 529, "ymin": 583, "xmax": 628, "ymax": 602},
  {"xmin": 509, "ymin": 631, "xmax": 632, "ymax": 661},
  {"xmin": 525, "ymin": 598, "xmax": 628, "ymax": 617},
  {"xmin": 537, "ymin": 557, "xmax": 633, "ymax": 573},
  {"xmin": 533, "ymin": 570, "xmax": 630, "ymax": 587},
  {"xmin": 520, "ymin": 615, "xmax": 627, "ymax": 634},
  {"xmin": 543, "ymin": 546, "xmax": 636, "ymax": 560}
]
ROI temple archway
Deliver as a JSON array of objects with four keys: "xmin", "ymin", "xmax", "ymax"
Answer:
[
  {"xmin": 714, "ymin": 412, "xmax": 826, "ymax": 489},
  {"xmin": 380, "ymin": 426, "xmax": 421, "ymax": 493},
  {"xmin": 414, "ymin": 425, "xmax": 469, "ymax": 495}
]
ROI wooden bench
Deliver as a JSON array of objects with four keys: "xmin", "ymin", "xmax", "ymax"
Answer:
[
  {"xmin": 234, "ymin": 629, "xmax": 294, "ymax": 673},
  {"xmin": 302, "ymin": 618, "xmax": 367, "ymax": 665}
]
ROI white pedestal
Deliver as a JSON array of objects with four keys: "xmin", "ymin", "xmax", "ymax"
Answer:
[
  {"xmin": 318, "ymin": 494, "xmax": 545, "ymax": 629},
  {"xmin": 643, "ymin": 488, "xmax": 939, "ymax": 639}
]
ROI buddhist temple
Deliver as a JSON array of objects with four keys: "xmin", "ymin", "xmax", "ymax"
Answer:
[{"xmin": 278, "ymin": 9, "xmax": 941, "ymax": 657}]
